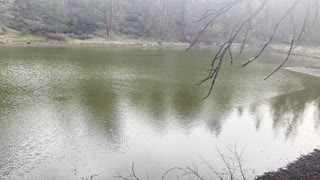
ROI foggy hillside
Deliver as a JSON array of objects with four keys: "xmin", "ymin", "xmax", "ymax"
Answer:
[{"xmin": 0, "ymin": 0, "xmax": 319, "ymax": 45}]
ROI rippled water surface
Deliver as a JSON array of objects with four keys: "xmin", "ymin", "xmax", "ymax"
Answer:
[{"xmin": 0, "ymin": 47, "xmax": 320, "ymax": 180}]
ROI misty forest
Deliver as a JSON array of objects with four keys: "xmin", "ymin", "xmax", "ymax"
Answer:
[
  {"xmin": 1, "ymin": 0, "xmax": 320, "ymax": 180},
  {"xmin": 0, "ymin": 0, "xmax": 318, "ymax": 43}
]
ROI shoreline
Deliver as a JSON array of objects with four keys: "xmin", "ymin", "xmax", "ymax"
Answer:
[
  {"xmin": 2, "ymin": 38, "xmax": 320, "ymax": 60},
  {"xmin": 270, "ymin": 44, "xmax": 320, "ymax": 60},
  {"xmin": 1, "ymin": 31, "xmax": 320, "ymax": 58},
  {"xmin": 258, "ymin": 149, "xmax": 320, "ymax": 180},
  {"xmin": 0, "ymin": 35, "xmax": 191, "ymax": 49}
]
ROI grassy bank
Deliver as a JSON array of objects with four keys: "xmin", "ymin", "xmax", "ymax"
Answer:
[
  {"xmin": 0, "ymin": 28, "xmax": 189, "ymax": 48},
  {"xmin": 0, "ymin": 27, "xmax": 46, "ymax": 45},
  {"xmin": 1, "ymin": 28, "xmax": 320, "ymax": 59}
]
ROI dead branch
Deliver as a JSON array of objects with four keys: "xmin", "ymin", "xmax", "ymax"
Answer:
[
  {"xmin": 197, "ymin": 0, "xmax": 267, "ymax": 99},
  {"xmin": 186, "ymin": 165, "xmax": 205, "ymax": 180},
  {"xmin": 131, "ymin": 163, "xmax": 140, "ymax": 180},
  {"xmin": 114, "ymin": 163, "xmax": 141, "ymax": 180},
  {"xmin": 295, "ymin": 0, "xmax": 311, "ymax": 42},
  {"xmin": 217, "ymin": 148, "xmax": 235, "ymax": 180},
  {"xmin": 200, "ymin": 158, "xmax": 223, "ymax": 180},
  {"xmin": 264, "ymin": 14, "xmax": 296, "ymax": 80},
  {"xmin": 197, "ymin": 0, "xmax": 244, "ymax": 23},
  {"xmin": 145, "ymin": 170, "xmax": 150, "ymax": 180},
  {"xmin": 239, "ymin": 0, "xmax": 302, "ymax": 69},
  {"xmin": 186, "ymin": 0, "xmax": 245, "ymax": 52},
  {"xmin": 226, "ymin": 145, "xmax": 247, "ymax": 180},
  {"xmin": 235, "ymin": 25, "xmax": 251, "ymax": 60},
  {"xmin": 114, "ymin": 173, "xmax": 132, "ymax": 180},
  {"xmin": 117, "ymin": 145, "xmax": 251, "ymax": 180},
  {"xmin": 234, "ymin": 0, "xmax": 253, "ymax": 60},
  {"xmin": 162, "ymin": 167, "xmax": 189, "ymax": 180}
]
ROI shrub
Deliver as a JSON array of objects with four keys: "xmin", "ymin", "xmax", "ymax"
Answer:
[
  {"xmin": 79, "ymin": 34, "xmax": 94, "ymax": 40},
  {"xmin": 45, "ymin": 33, "xmax": 68, "ymax": 41}
]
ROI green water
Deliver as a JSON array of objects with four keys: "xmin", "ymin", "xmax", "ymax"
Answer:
[{"xmin": 0, "ymin": 47, "xmax": 320, "ymax": 180}]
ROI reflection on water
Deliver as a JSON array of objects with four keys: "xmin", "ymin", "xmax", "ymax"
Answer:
[{"xmin": 0, "ymin": 47, "xmax": 320, "ymax": 179}]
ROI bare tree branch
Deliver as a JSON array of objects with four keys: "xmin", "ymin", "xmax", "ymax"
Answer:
[
  {"xmin": 145, "ymin": 170, "xmax": 150, "ymax": 180},
  {"xmin": 131, "ymin": 163, "xmax": 140, "ymax": 180},
  {"xmin": 200, "ymin": 158, "xmax": 223, "ymax": 180},
  {"xmin": 264, "ymin": 14, "xmax": 296, "ymax": 80},
  {"xmin": 196, "ymin": 0, "xmax": 245, "ymax": 23},
  {"xmin": 226, "ymin": 145, "xmax": 247, "ymax": 180},
  {"xmin": 186, "ymin": 0, "xmax": 245, "ymax": 52},
  {"xmin": 162, "ymin": 167, "xmax": 189, "ymax": 180},
  {"xmin": 197, "ymin": 0, "xmax": 267, "ymax": 99},
  {"xmin": 239, "ymin": 0, "xmax": 302, "ymax": 68},
  {"xmin": 295, "ymin": 0, "xmax": 311, "ymax": 42},
  {"xmin": 186, "ymin": 165, "xmax": 205, "ymax": 180},
  {"xmin": 217, "ymin": 148, "xmax": 235, "ymax": 180}
]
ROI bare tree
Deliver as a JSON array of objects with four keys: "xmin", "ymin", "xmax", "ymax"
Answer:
[
  {"xmin": 115, "ymin": 145, "xmax": 248, "ymax": 180},
  {"xmin": 187, "ymin": 0, "xmax": 319, "ymax": 99}
]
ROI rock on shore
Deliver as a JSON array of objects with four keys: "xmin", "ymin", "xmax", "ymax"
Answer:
[{"xmin": 258, "ymin": 149, "xmax": 320, "ymax": 180}]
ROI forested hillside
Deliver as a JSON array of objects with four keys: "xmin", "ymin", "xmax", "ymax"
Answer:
[
  {"xmin": 0, "ymin": 0, "xmax": 211, "ymax": 42},
  {"xmin": 0, "ymin": 0, "xmax": 319, "ymax": 44}
]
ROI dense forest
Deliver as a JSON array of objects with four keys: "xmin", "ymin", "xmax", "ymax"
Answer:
[
  {"xmin": 0, "ymin": 0, "xmax": 211, "ymax": 42},
  {"xmin": 0, "ymin": 0, "xmax": 319, "ymax": 44}
]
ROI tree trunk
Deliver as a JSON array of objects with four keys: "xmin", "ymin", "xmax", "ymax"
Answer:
[
  {"xmin": 182, "ymin": 0, "xmax": 187, "ymax": 42},
  {"xmin": 107, "ymin": 0, "xmax": 113, "ymax": 36},
  {"xmin": 160, "ymin": 0, "xmax": 168, "ymax": 41}
]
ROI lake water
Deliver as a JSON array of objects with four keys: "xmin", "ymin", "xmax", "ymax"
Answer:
[{"xmin": 0, "ymin": 47, "xmax": 320, "ymax": 180}]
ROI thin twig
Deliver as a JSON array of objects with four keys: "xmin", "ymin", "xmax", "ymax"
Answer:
[
  {"xmin": 239, "ymin": 0, "xmax": 302, "ymax": 68},
  {"xmin": 186, "ymin": 0, "xmax": 244, "ymax": 52},
  {"xmin": 131, "ymin": 163, "xmax": 140, "ymax": 180},
  {"xmin": 217, "ymin": 148, "xmax": 234, "ymax": 180},
  {"xmin": 162, "ymin": 167, "xmax": 189, "ymax": 180},
  {"xmin": 200, "ymin": 157, "xmax": 223, "ymax": 180},
  {"xmin": 265, "ymin": 18, "xmax": 296, "ymax": 80}
]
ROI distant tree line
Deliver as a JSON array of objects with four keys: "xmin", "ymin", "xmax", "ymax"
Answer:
[
  {"xmin": 0, "ymin": 0, "xmax": 217, "ymax": 42},
  {"xmin": 0, "ymin": 0, "xmax": 319, "ymax": 44}
]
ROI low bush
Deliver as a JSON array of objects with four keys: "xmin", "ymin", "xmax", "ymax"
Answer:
[
  {"xmin": 45, "ymin": 33, "xmax": 68, "ymax": 41},
  {"xmin": 79, "ymin": 34, "xmax": 94, "ymax": 40}
]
